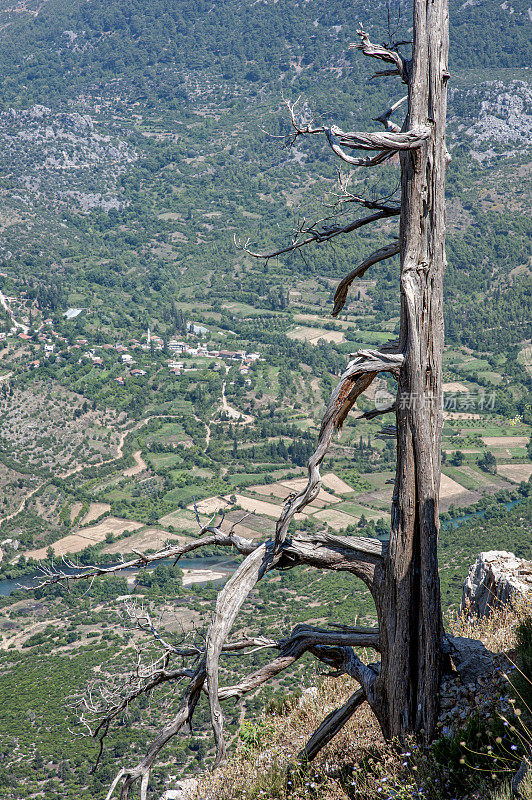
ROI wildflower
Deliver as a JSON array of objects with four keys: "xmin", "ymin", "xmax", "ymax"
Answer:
[
  {"xmin": 511, "ymin": 745, "xmax": 518, "ymax": 751},
  {"xmin": 496, "ymin": 737, "xmax": 502, "ymax": 743},
  {"xmin": 459, "ymin": 758, "xmax": 466, "ymax": 765},
  {"xmin": 515, "ymin": 708, "xmax": 522, "ymax": 716}
]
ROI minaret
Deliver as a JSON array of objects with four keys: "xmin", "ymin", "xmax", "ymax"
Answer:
[{"xmin": 147, "ymin": 327, "xmax": 151, "ymax": 345}]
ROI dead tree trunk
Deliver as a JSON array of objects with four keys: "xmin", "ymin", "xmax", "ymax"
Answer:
[
  {"xmin": 42, "ymin": 2, "xmax": 452, "ymax": 794},
  {"xmin": 375, "ymin": 0, "xmax": 450, "ymax": 742}
]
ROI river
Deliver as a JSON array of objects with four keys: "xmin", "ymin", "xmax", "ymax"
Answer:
[
  {"xmin": 0, "ymin": 556, "xmax": 238, "ymax": 597},
  {"xmin": 2, "ymin": 500, "xmax": 523, "ymax": 595}
]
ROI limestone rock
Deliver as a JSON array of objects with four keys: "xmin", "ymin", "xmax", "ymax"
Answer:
[
  {"xmin": 160, "ymin": 779, "xmax": 198, "ymax": 800},
  {"xmin": 446, "ymin": 635, "xmax": 495, "ymax": 681},
  {"xmin": 461, "ymin": 551, "xmax": 532, "ymax": 618}
]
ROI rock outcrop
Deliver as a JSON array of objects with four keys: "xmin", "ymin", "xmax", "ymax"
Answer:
[{"xmin": 461, "ymin": 550, "xmax": 532, "ymax": 618}]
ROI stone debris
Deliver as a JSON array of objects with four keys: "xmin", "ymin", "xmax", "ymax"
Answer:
[
  {"xmin": 461, "ymin": 550, "xmax": 532, "ymax": 618},
  {"xmin": 438, "ymin": 636, "xmax": 511, "ymax": 736},
  {"xmin": 449, "ymin": 80, "xmax": 532, "ymax": 148}
]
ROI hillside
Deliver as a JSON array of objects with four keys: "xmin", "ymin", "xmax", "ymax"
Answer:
[{"xmin": 0, "ymin": 0, "xmax": 531, "ymax": 798}]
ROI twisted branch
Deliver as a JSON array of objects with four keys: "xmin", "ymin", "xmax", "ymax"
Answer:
[{"xmin": 351, "ymin": 25, "xmax": 410, "ymax": 83}]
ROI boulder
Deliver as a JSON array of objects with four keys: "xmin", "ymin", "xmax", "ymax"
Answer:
[
  {"xmin": 160, "ymin": 778, "xmax": 198, "ymax": 800},
  {"xmin": 461, "ymin": 551, "xmax": 532, "ymax": 618}
]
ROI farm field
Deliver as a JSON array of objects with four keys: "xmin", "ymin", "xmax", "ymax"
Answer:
[
  {"xmin": 497, "ymin": 463, "xmax": 532, "ymax": 483},
  {"xmin": 287, "ymin": 326, "xmax": 345, "ymax": 345},
  {"xmin": 101, "ymin": 527, "xmax": 191, "ymax": 555},
  {"xmin": 26, "ymin": 518, "xmax": 143, "ymax": 560},
  {"xmin": 79, "ymin": 502, "xmax": 111, "ymax": 525}
]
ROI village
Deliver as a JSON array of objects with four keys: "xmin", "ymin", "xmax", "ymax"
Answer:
[{"xmin": 0, "ymin": 290, "xmax": 261, "ymax": 384}]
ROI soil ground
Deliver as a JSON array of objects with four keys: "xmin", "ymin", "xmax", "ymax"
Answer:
[
  {"xmin": 496, "ymin": 463, "xmax": 532, "ymax": 482},
  {"xmin": 79, "ymin": 502, "xmax": 111, "ymax": 525}
]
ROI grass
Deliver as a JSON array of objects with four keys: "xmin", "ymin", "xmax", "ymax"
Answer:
[
  {"xmin": 146, "ymin": 452, "xmax": 184, "ymax": 469},
  {"xmin": 195, "ymin": 601, "xmax": 532, "ymax": 800},
  {"xmin": 335, "ymin": 501, "xmax": 387, "ymax": 520}
]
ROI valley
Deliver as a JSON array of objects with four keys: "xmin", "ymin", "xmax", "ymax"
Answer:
[{"xmin": 0, "ymin": 0, "xmax": 530, "ymax": 797}]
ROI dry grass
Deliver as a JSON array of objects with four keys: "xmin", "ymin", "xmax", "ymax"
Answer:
[
  {"xmin": 497, "ymin": 464, "xmax": 532, "ymax": 483},
  {"xmin": 196, "ymin": 677, "xmax": 384, "ymax": 800},
  {"xmin": 448, "ymin": 594, "xmax": 532, "ymax": 654},
  {"xmin": 194, "ymin": 601, "xmax": 532, "ymax": 800},
  {"xmin": 25, "ymin": 517, "xmax": 142, "ymax": 559}
]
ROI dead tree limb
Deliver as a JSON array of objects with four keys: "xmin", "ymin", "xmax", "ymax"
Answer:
[
  {"xmin": 351, "ymin": 25, "xmax": 410, "ymax": 83},
  {"xmin": 332, "ymin": 241, "xmax": 400, "ymax": 316},
  {"xmin": 235, "ymin": 207, "xmax": 398, "ymax": 260},
  {"xmin": 299, "ymin": 688, "xmax": 366, "ymax": 762}
]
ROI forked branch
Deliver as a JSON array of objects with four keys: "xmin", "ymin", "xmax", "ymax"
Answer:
[
  {"xmin": 235, "ymin": 207, "xmax": 398, "ymax": 260},
  {"xmin": 374, "ymin": 95, "xmax": 408, "ymax": 133}
]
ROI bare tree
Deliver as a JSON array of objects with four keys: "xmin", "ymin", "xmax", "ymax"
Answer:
[{"xmin": 38, "ymin": 1, "xmax": 454, "ymax": 796}]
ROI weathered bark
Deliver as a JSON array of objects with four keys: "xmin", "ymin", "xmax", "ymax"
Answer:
[{"xmin": 375, "ymin": 0, "xmax": 449, "ymax": 741}]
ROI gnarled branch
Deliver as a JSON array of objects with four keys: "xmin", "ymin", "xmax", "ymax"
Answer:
[
  {"xmin": 219, "ymin": 623, "xmax": 380, "ymax": 701},
  {"xmin": 351, "ymin": 25, "xmax": 410, "ymax": 83},
  {"xmin": 205, "ymin": 541, "xmax": 279, "ymax": 766},
  {"xmin": 329, "ymin": 124, "xmax": 431, "ymax": 152},
  {"xmin": 282, "ymin": 531, "xmax": 386, "ymax": 587}
]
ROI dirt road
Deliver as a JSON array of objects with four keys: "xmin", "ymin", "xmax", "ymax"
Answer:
[{"xmin": 220, "ymin": 382, "xmax": 254, "ymax": 424}]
